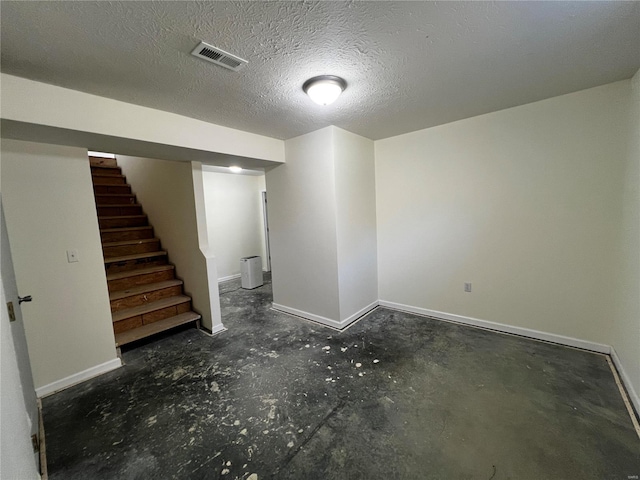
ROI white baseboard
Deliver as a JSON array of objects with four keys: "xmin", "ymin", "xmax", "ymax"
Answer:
[
  {"xmin": 218, "ymin": 273, "xmax": 241, "ymax": 283},
  {"xmin": 340, "ymin": 301, "xmax": 380, "ymax": 330},
  {"xmin": 610, "ymin": 346, "xmax": 640, "ymax": 417},
  {"xmin": 35, "ymin": 357, "xmax": 122, "ymax": 398},
  {"xmin": 210, "ymin": 323, "xmax": 227, "ymax": 335},
  {"xmin": 219, "ymin": 271, "xmax": 269, "ymax": 283},
  {"xmin": 272, "ymin": 303, "xmax": 343, "ymax": 329},
  {"xmin": 272, "ymin": 301, "xmax": 379, "ymax": 331},
  {"xmin": 378, "ymin": 300, "xmax": 611, "ymax": 354},
  {"xmin": 199, "ymin": 322, "xmax": 227, "ymax": 336}
]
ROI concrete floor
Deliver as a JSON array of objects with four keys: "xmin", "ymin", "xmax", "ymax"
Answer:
[{"xmin": 43, "ymin": 275, "xmax": 640, "ymax": 479}]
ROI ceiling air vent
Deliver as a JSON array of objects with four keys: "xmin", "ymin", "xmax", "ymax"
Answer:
[{"xmin": 190, "ymin": 41, "xmax": 247, "ymax": 72}]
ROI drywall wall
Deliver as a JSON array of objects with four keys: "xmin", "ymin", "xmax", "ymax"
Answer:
[
  {"xmin": 117, "ymin": 155, "xmax": 218, "ymax": 331},
  {"xmin": 1, "ymin": 139, "xmax": 119, "ymax": 394},
  {"xmin": 0, "ymin": 193, "xmax": 40, "ymax": 478},
  {"xmin": 612, "ymin": 70, "xmax": 640, "ymax": 408},
  {"xmin": 334, "ymin": 128, "xmax": 378, "ymax": 321},
  {"xmin": 202, "ymin": 170, "xmax": 266, "ymax": 280},
  {"xmin": 190, "ymin": 162, "xmax": 224, "ymax": 334},
  {"xmin": 0, "ymin": 73, "xmax": 285, "ymax": 167},
  {"xmin": 267, "ymin": 126, "xmax": 378, "ymax": 327},
  {"xmin": 267, "ymin": 127, "xmax": 341, "ymax": 322},
  {"xmin": 375, "ymin": 81, "xmax": 629, "ymax": 347}
]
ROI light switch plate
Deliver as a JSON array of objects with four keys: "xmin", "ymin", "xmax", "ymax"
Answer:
[{"xmin": 67, "ymin": 250, "xmax": 79, "ymax": 263}]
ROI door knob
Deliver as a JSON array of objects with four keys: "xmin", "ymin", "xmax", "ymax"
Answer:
[{"xmin": 18, "ymin": 295, "xmax": 32, "ymax": 305}]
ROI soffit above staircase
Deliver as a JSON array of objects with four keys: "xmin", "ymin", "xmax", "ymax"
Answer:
[{"xmin": 1, "ymin": 1, "xmax": 639, "ymax": 141}]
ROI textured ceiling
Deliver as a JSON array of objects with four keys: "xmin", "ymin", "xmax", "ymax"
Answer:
[{"xmin": 1, "ymin": 1, "xmax": 639, "ymax": 141}]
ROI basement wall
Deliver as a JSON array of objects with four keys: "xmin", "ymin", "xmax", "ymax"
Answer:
[
  {"xmin": 611, "ymin": 69, "xmax": 640, "ymax": 408},
  {"xmin": 267, "ymin": 126, "xmax": 377, "ymax": 327},
  {"xmin": 117, "ymin": 155, "xmax": 217, "ymax": 331},
  {"xmin": 375, "ymin": 81, "xmax": 629, "ymax": 350},
  {"xmin": 334, "ymin": 128, "xmax": 378, "ymax": 322},
  {"xmin": 0, "ymin": 73, "xmax": 285, "ymax": 166},
  {"xmin": 1, "ymin": 139, "xmax": 119, "ymax": 394},
  {"xmin": 202, "ymin": 170, "xmax": 267, "ymax": 281},
  {"xmin": 267, "ymin": 127, "xmax": 341, "ymax": 322}
]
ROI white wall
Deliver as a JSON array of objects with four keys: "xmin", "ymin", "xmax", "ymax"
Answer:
[
  {"xmin": 611, "ymin": 70, "xmax": 640, "ymax": 408},
  {"xmin": 0, "ymin": 188, "xmax": 40, "ymax": 478},
  {"xmin": 202, "ymin": 170, "xmax": 266, "ymax": 280},
  {"xmin": 267, "ymin": 126, "xmax": 378, "ymax": 327},
  {"xmin": 334, "ymin": 128, "xmax": 378, "ymax": 321},
  {"xmin": 267, "ymin": 127, "xmax": 341, "ymax": 321},
  {"xmin": 1, "ymin": 73, "xmax": 285, "ymax": 167},
  {"xmin": 117, "ymin": 156, "xmax": 219, "ymax": 331},
  {"xmin": 375, "ymin": 81, "xmax": 629, "ymax": 348},
  {"xmin": 1, "ymin": 140, "xmax": 120, "ymax": 395}
]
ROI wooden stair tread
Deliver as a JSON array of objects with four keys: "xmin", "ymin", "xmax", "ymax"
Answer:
[
  {"xmin": 104, "ymin": 251, "xmax": 167, "ymax": 264},
  {"xmin": 109, "ymin": 279, "xmax": 184, "ymax": 301},
  {"xmin": 91, "ymin": 164, "xmax": 120, "ymax": 170},
  {"xmin": 101, "ymin": 226, "xmax": 152, "ymax": 234},
  {"xmin": 103, "ymin": 238, "xmax": 159, "ymax": 247},
  {"xmin": 96, "ymin": 193, "xmax": 133, "ymax": 196},
  {"xmin": 99, "ymin": 215, "xmax": 146, "ymax": 220},
  {"xmin": 96, "ymin": 193, "xmax": 135, "ymax": 199},
  {"xmin": 112, "ymin": 295, "xmax": 191, "ymax": 322},
  {"xmin": 92, "ymin": 173, "xmax": 126, "ymax": 178},
  {"xmin": 107, "ymin": 264, "xmax": 174, "ymax": 281},
  {"xmin": 99, "ymin": 203, "xmax": 142, "ymax": 208},
  {"xmin": 115, "ymin": 312, "xmax": 200, "ymax": 347}
]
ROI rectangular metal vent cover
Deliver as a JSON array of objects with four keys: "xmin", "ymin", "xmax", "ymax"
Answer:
[{"xmin": 191, "ymin": 42, "xmax": 247, "ymax": 72}]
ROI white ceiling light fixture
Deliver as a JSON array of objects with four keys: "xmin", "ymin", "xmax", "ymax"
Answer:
[
  {"xmin": 229, "ymin": 166, "xmax": 243, "ymax": 173},
  {"xmin": 303, "ymin": 75, "xmax": 347, "ymax": 106}
]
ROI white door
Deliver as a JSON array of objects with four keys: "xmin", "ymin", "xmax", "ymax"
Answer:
[
  {"xmin": 262, "ymin": 191, "xmax": 271, "ymax": 272},
  {"xmin": 0, "ymin": 200, "xmax": 41, "ymax": 476}
]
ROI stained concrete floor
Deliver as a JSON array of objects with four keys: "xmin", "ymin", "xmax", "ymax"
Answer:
[{"xmin": 43, "ymin": 274, "xmax": 640, "ymax": 479}]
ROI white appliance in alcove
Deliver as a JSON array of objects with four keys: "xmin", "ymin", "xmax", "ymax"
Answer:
[{"xmin": 241, "ymin": 256, "xmax": 263, "ymax": 289}]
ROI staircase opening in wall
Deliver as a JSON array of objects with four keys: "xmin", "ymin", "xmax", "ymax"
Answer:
[{"xmin": 90, "ymin": 155, "xmax": 201, "ymax": 349}]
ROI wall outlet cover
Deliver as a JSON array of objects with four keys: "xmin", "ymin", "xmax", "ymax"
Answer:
[{"xmin": 67, "ymin": 249, "xmax": 79, "ymax": 263}]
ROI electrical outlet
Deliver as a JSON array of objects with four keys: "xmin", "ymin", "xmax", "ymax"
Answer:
[
  {"xmin": 7, "ymin": 302, "xmax": 16, "ymax": 322},
  {"xmin": 67, "ymin": 250, "xmax": 79, "ymax": 263},
  {"xmin": 464, "ymin": 282, "xmax": 472, "ymax": 293}
]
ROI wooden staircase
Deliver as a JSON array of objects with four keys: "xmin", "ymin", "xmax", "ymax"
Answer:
[{"xmin": 90, "ymin": 156, "xmax": 201, "ymax": 348}]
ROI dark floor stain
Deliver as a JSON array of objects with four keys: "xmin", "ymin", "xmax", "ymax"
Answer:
[{"xmin": 43, "ymin": 274, "xmax": 640, "ymax": 480}]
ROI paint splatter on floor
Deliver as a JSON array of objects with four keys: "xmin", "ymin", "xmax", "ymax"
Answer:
[{"xmin": 42, "ymin": 274, "xmax": 640, "ymax": 479}]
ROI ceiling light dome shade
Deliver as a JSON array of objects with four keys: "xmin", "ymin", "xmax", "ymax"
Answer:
[{"xmin": 303, "ymin": 75, "xmax": 347, "ymax": 105}]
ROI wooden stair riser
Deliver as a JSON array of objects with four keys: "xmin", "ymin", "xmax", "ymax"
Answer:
[
  {"xmin": 101, "ymin": 227, "xmax": 154, "ymax": 242},
  {"xmin": 90, "ymin": 157, "xmax": 117, "ymax": 167},
  {"xmin": 114, "ymin": 312, "xmax": 200, "ymax": 347},
  {"xmin": 96, "ymin": 194, "xmax": 137, "ymax": 205},
  {"xmin": 113, "ymin": 316, "xmax": 143, "ymax": 334},
  {"xmin": 113, "ymin": 301, "xmax": 192, "ymax": 333},
  {"xmin": 89, "ymin": 156, "xmax": 201, "ymax": 345},
  {"xmin": 103, "ymin": 239, "xmax": 160, "ymax": 257},
  {"xmin": 97, "ymin": 205, "xmax": 143, "ymax": 217},
  {"xmin": 108, "ymin": 268, "xmax": 175, "ymax": 292},
  {"xmin": 92, "ymin": 175, "xmax": 126, "ymax": 185},
  {"xmin": 94, "ymin": 184, "xmax": 132, "ymax": 195},
  {"xmin": 105, "ymin": 256, "xmax": 167, "ymax": 274},
  {"xmin": 111, "ymin": 285, "xmax": 183, "ymax": 312},
  {"xmin": 99, "ymin": 215, "xmax": 147, "ymax": 229},
  {"xmin": 91, "ymin": 166, "xmax": 122, "ymax": 176}
]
